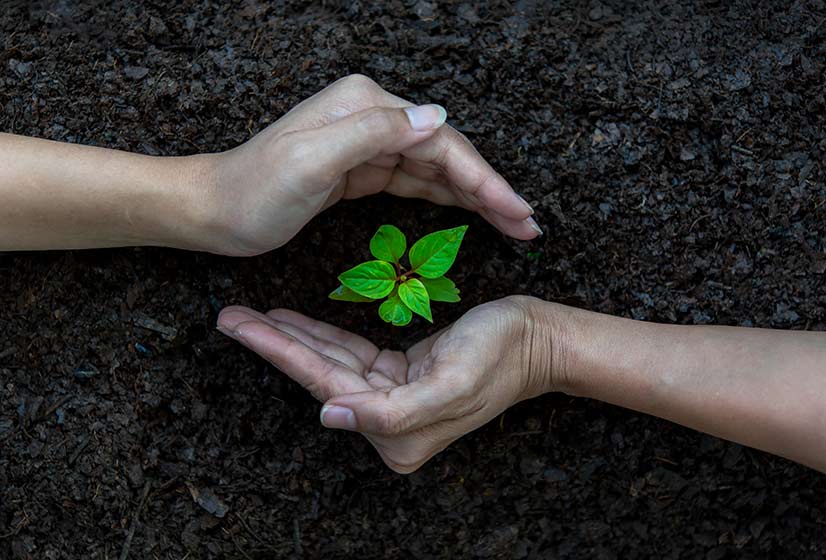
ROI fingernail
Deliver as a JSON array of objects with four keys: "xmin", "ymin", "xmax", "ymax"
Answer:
[
  {"xmin": 320, "ymin": 405, "xmax": 357, "ymax": 430},
  {"xmin": 216, "ymin": 325, "xmax": 237, "ymax": 340},
  {"xmin": 526, "ymin": 216, "xmax": 544, "ymax": 236},
  {"xmin": 404, "ymin": 104, "xmax": 447, "ymax": 131},
  {"xmin": 516, "ymin": 193, "xmax": 535, "ymax": 214}
]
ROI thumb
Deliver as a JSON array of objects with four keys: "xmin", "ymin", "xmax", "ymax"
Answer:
[
  {"xmin": 296, "ymin": 104, "xmax": 447, "ymax": 180},
  {"xmin": 319, "ymin": 374, "xmax": 466, "ymax": 436}
]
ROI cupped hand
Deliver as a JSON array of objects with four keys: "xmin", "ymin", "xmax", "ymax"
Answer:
[
  {"xmin": 216, "ymin": 296, "xmax": 561, "ymax": 473},
  {"xmin": 197, "ymin": 74, "xmax": 541, "ymax": 256}
]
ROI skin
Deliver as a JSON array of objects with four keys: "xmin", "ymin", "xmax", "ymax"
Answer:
[
  {"xmin": 217, "ymin": 298, "xmax": 826, "ymax": 474},
  {"xmin": 4, "ymin": 73, "xmax": 822, "ymax": 475},
  {"xmin": 0, "ymin": 74, "xmax": 540, "ymax": 254}
]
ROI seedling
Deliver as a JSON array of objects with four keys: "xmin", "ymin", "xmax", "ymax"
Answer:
[{"xmin": 329, "ymin": 225, "xmax": 467, "ymax": 326}]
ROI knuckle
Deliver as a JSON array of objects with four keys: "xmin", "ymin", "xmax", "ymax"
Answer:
[
  {"xmin": 501, "ymin": 295, "xmax": 542, "ymax": 320},
  {"xmin": 261, "ymin": 334, "xmax": 294, "ymax": 365},
  {"xmin": 265, "ymin": 308, "xmax": 287, "ymax": 321},
  {"xmin": 338, "ymin": 73, "xmax": 378, "ymax": 92},
  {"xmin": 469, "ymin": 170, "xmax": 497, "ymax": 197},
  {"xmin": 442, "ymin": 126, "xmax": 474, "ymax": 155},
  {"xmin": 452, "ymin": 128, "xmax": 471, "ymax": 145},
  {"xmin": 318, "ymin": 358, "xmax": 339, "ymax": 382},
  {"xmin": 303, "ymin": 381, "xmax": 326, "ymax": 402},
  {"xmin": 433, "ymin": 139, "xmax": 452, "ymax": 167},
  {"xmin": 304, "ymin": 362, "xmax": 338, "ymax": 402}
]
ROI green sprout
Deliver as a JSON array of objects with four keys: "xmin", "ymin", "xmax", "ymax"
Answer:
[{"xmin": 329, "ymin": 225, "xmax": 467, "ymax": 326}]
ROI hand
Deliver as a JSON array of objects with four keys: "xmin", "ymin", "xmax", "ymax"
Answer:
[
  {"xmin": 195, "ymin": 74, "xmax": 541, "ymax": 256},
  {"xmin": 216, "ymin": 296, "xmax": 560, "ymax": 473}
]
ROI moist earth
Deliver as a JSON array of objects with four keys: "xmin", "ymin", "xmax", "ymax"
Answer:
[{"xmin": 1, "ymin": 1, "xmax": 825, "ymax": 558}]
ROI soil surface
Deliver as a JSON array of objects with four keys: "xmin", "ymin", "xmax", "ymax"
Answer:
[{"xmin": 2, "ymin": 1, "xmax": 825, "ymax": 558}]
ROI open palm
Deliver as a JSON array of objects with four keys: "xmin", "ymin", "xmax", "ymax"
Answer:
[{"xmin": 217, "ymin": 297, "xmax": 545, "ymax": 473}]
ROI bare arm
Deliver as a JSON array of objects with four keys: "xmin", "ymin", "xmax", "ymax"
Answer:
[
  {"xmin": 0, "ymin": 75, "xmax": 539, "ymax": 255},
  {"xmin": 0, "ymin": 132, "xmax": 208, "ymax": 251},
  {"xmin": 556, "ymin": 305, "xmax": 826, "ymax": 472},
  {"xmin": 213, "ymin": 296, "xmax": 826, "ymax": 474}
]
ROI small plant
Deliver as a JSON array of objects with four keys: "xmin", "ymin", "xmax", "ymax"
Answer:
[{"xmin": 329, "ymin": 225, "xmax": 467, "ymax": 326}]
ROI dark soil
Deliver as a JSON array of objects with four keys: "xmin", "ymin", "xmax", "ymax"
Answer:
[{"xmin": 2, "ymin": 1, "xmax": 825, "ymax": 558}]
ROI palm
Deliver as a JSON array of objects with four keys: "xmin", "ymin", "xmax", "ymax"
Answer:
[
  {"xmin": 222, "ymin": 302, "xmax": 516, "ymax": 402},
  {"xmin": 218, "ymin": 298, "xmax": 532, "ymax": 472},
  {"xmin": 217, "ymin": 306, "xmax": 455, "ymax": 467},
  {"xmin": 218, "ymin": 307, "xmax": 442, "ymax": 402}
]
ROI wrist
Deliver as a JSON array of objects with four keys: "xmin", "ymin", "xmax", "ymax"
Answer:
[
  {"xmin": 544, "ymin": 304, "xmax": 663, "ymax": 401},
  {"xmin": 514, "ymin": 297, "xmax": 610, "ymax": 398},
  {"xmin": 506, "ymin": 296, "xmax": 576, "ymax": 399},
  {"xmin": 174, "ymin": 142, "xmax": 294, "ymax": 257},
  {"xmin": 158, "ymin": 152, "xmax": 226, "ymax": 252}
]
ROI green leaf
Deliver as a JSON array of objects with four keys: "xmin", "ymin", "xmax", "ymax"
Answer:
[
  {"xmin": 339, "ymin": 260, "xmax": 398, "ymax": 299},
  {"xmin": 398, "ymin": 278, "xmax": 432, "ymax": 322},
  {"xmin": 329, "ymin": 285, "xmax": 376, "ymax": 303},
  {"xmin": 409, "ymin": 226, "xmax": 468, "ymax": 279},
  {"xmin": 370, "ymin": 225, "xmax": 406, "ymax": 263},
  {"xmin": 378, "ymin": 294, "xmax": 413, "ymax": 326},
  {"xmin": 419, "ymin": 276, "xmax": 460, "ymax": 303}
]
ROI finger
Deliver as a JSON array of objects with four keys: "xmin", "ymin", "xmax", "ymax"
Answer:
[
  {"xmin": 219, "ymin": 305, "xmax": 285, "ymax": 332},
  {"xmin": 218, "ymin": 307, "xmax": 373, "ymax": 396},
  {"xmin": 276, "ymin": 75, "xmax": 534, "ymax": 225},
  {"xmin": 295, "ymin": 105, "xmax": 448, "ymax": 183},
  {"xmin": 396, "ymin": 140, "xmax": 542, "ymax": 238},
  {"xmin": 405, "ymin": 325, "xmax": 450, "ymax": 365},
  {"xmin": 263, "ymin": 318, "xmax": 368, "ymax": 374},
  {"xmin": 381, "ymin": 168, "xmax": 468, "ymax": 208},
  {"xmin": 366, "ymin": 153, "xmax": 401, "ymax": 167},
  {"xmin": 397, "ymin": 157, "xmax": 447, "ymax": 185},
  {"xmin": 400, "ymin": 126, "xmax": 535, "ymax": 220},
  {"xmin": 320, "ymin": 369, "xmax": 475, "ymax": 436},
  {"xmin": 263, "ymin": 311, "xmax": 408, "ymax": 389},
  {"xmin": 479, "ymin": 207, "xmax": 544, "ymax": 240},
  {"xmin": 343, "ymin": 162, "xmax": 396, "ymax": 199},
  {"xmin": 344, "ymin": 149, "xmax": 542, "ymax": 241},
  {"xmin": 230, "ymin": 319, "xmax": 372, "ymax": 401},
  {"xmin": 371, "ymin": 349, "xmax": 409, "ymax": 386},
  {"xmin": 362, "ymin": 370, "xmax": 399, "ymax": 392},
  {"xmin": 265, "ymin": 316, "xmax": 407, "ymax": 389},
  {"xmin": 265, "ymin": 309, "xmax": 380, "ymax": 366},
  {"xmin": 219, "ymin": 306, "xmax": 368, "ymax": 370}
]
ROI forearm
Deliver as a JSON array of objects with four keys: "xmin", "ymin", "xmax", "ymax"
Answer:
[
  {"xmin": 0, "ymin": 133, "xmax": 215, "ymax": 251},
  {"xmin": 540, "ymin": 301, "xmax": 826, "ymax": 472}
]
